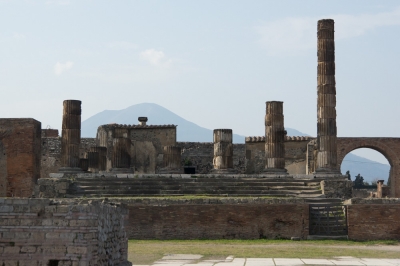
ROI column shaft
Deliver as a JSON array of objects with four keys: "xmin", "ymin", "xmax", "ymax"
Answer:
[
  {"xmin": 316, "ymin": 19, "xmax": 339, "ymax": 173},
  {"xmin": 212, "ymin": 129, "xmax": 234, "ymax": 172},
  {"xmin": 264, "ymin": 101, "xmax": 287, "ymax": 174}
]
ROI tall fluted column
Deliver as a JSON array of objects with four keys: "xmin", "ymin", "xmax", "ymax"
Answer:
[
  {"xmin": 59, "ymin": 100, "xmax": 82, "ymax": 173},
  {"xmin": 159, "ymin": 145, "xmax": 182, "ymax": 174},
  {"xmin": 264, "ymin": 101, "xmax": 288, "ymax": 175},
  {"xmin": 111, "ymin": 128, "xmax": 132, "ymax": 173},
  {"xmin": 316, "ymin": 19, "xmax": 340, "ymax": 174},
  {"xmin": 212, "ymin": 129, "xmax": 235, "ymax": 173}
]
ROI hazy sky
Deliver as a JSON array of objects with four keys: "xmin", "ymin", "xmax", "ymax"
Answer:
[{"xmin": 1, "ymin": 0, "xmax": 399, "ymax": 165}]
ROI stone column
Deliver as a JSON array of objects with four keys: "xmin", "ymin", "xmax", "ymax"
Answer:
[
  {"xmin": 90, "ymin": 146, "xmax": 107, "ymax": 171},
  {"xmin": 111, "ymin": 128, "xmax": 132, "ymax": 173},
  {"xmin": 377, "ymin": 180, "xmax": 384, "ymax": 198},
  {"xmin": 212, "ymin": 129, "xmax": 235, "ymax": 173},
  {"xmin": 60, "ymin": 100, "xmax": 83, "ymax": 173},
  {"xmin": 159, "ymin": 146, "xmax": 182, "ymax": 174},
  {"xmin": 264, "ymin": 101, "xmax": 288, "ymax": 175},
  {"xmin": 316, "ymin": 19, "xmax": 340, "ymax": 174}
]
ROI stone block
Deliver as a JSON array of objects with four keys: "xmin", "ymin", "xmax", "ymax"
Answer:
[
  {"xmin": 20, "ymin": 246, "xmax": 37, "ymax": 253},
  {"xmin": 15, "ymin": 232, "xmax": 30, "ymax": 239},
  {"xmin": 4, "ymin": 246, "xmax": 21, "ymax": 254},
  {"xmin": 67, "ymin": 246, "xmax": 88, "ymax": 254}
]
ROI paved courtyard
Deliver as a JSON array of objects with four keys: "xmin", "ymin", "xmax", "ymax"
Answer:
[{"xmin": 134, "ymin": 254, "xmax": 400, "ymax": 266}]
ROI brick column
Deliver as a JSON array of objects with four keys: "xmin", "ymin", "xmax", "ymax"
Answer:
[
  {"xmin": 111, "ymin": 128, "xmax": 132, "ymax": 173},
  {"xmin": 159, "ymin": 145, "xmax": 182, "ymax": 174},
  {"xmin": 377, "ymin": 180, "xmax": 384, "ymax": 198},
  {"xmin": 315, "ymin": 19, "xmax": 340, "ymax": 175},
  {"xmin": 264, "ymin": 101, "xmax": 288, "ymax": 175},
  {"xmin": 60, "ymin": 100, "xmax": 83, "ymax": 173},
  {"xmin": 212, "ymin": 129, "xmax": 235, "ymax": 173}
]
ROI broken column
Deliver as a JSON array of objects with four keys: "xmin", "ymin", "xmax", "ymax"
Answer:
[
  {"xmin": 111, "ymin": 127, "xmax": 132, "ymax": 173},
  {"xmin": 60, "ymin": 100, "xmax": 82, "ymax": 173},
  {"xmin": 264, "ymin": 101, "xmax": 288, "ymax": 175},
  {"xmin": 159, "ymin": 145, "xmax": 182, "ymax": 174},
  {"xmin": 212, "ymin": 129, "xmax": 235, "ymax": 173},
  {"xmin": 316, "ymin": 19, "xmax": 340, "ymax": 174}
]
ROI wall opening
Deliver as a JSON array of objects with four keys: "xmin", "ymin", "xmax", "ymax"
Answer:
[{"xmin": 340, "ymin": 148, "xmax": 390, "ymax": 185}]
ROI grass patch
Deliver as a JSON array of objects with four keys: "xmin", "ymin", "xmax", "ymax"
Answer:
[{"xmin": 128, "ymin": 239, "xmax": 400, "ymax": 264}]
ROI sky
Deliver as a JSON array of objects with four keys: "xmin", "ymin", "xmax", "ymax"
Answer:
[{"xmin": 1, "ymin": 0, "xmax": 399, "ymax": 165}]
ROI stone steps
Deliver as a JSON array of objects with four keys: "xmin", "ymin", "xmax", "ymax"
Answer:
[{"xmin": 66, "ymin": 177, "xmax": 323, "ymax": 198}]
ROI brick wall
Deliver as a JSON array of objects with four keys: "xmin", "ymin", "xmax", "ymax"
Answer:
[
  {"xmin": 124, "ymin": 198, "xmax": 309, "ymax": 240},
  {"xmin": 0, "ymin": 198, "xmax": 131, "ymax": 266},
  {"xmin": 0, "ymin": 118, "xmax": 41, "ymax": 197},
  {"xmin": 347, "ymin": 198, "xmax": 400, "ymax": 240}
]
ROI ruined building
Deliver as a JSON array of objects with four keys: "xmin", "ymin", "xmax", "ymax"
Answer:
[{"xmin": 1, "ymin": 19, "xmax": 400, "ymax": 263}]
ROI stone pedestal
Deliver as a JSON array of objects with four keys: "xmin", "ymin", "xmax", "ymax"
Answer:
[
  {"xmin": 315, "ymin": 19, "xmax": 340, "ymax": 175},
  {"xmin": 110, "ymin": 128, "xmax": 132, "ymax": 173},
  {"xmin": 264, "ymin": 101, "xmax": 288, "ymax": 175},
  {"xmin": 59, "ymin": 100, "xmax": 83, "ymax": 173},
  {"xmin": 212, "ymin": 129, "xmax": 236, "ymax": 174},
  {"xmin": 159, "ymin": 146, "xmax": 182, "ymax": 174}
]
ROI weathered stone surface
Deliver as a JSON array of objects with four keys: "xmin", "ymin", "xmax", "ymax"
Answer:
[
  {"xmin": 316, "ymin": 19, "xmax": 339, "ymax": 174},
  {"xmin": 0, "ymin": 118, "xmax": 41, "ymax": 197},
  {"xmin": 0, "ymin": 198, "xmax": 131, "ymax": 265},
  {"xmin": 212, "ymin": 129, "xmax": 235, "ymax": 172},
  {"xmin": 60, "ymin": 100, "xmax": 82, "ymax": 172},
  {"xmin": 264, "ymin": 102, "xmax": 288, "ymax": 174}
]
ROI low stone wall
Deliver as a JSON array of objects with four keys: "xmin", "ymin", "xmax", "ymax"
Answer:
[
  {"xmin": 122, "ymin": 198, "xmax": 309, "ymax": 240},
  {"xmin": 346, "ymin": 198, "xmax": 400, "ymax": 240},
  {"xmin": 0, "ymin": 198, "xmax": 131, "ymax": 266},
  {"xmin": 321, "ymin": 179, "xmax": 353, "ymax": 199}
]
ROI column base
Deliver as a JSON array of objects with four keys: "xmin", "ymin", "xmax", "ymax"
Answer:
[
  {"xmin": 110, "ymin": 168, "xmax": 134, "ymax": 173},
  {"xmin": 58, "ymin": 167, "xmax": 83, "ymax": 173}
]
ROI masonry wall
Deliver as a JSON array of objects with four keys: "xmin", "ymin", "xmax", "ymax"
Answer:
[
  {"xmin": 124, "ymin": 198, "xmax": 309, "ymax": 240},
  {"xmin": 0, "ymin": 118, "xmax": 41, "ymax": 197},
  {"xmin": 177, "ymin": 142, "xmax": 246, "ymax": 174},
  {"xmin": 245, "ymin": 138, "xmax": 312, "ymax": 174},
  {"xmin": 0, "ymin": 198, "xmax": 130, "ymax": 266},
  {"xmin": 347, "ymin": 198, "xmax": 400, "ymax": 240},
  {"xmin": 41, "ymin": 137, "xmax": 95, "ymax": 178}
]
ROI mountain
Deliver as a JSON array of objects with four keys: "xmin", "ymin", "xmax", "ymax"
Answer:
[
  {"xmin": 81, "ymin": 103, "xmax": 309, "ymax": 142},
  {"xmin": 81, "ymin": 103, "xmax": 389, "ymax": 183},
  {"xmin": 341, "ymin": 153, "xmax": 390, "ymax": 184}
]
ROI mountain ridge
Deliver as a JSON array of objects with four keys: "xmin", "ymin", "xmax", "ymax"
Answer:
[{"xmin": 81, "ymin": 103, "xmax": 389, "ymax": 183}]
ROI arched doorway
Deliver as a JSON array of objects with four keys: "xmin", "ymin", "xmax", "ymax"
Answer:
[
  {"xmin": 340, "ymin": 148, "xmax": 390, "ymax": 185},
  {"xmin": 337, "ymin": 137, "xmax": 400, "ymax": 197}
]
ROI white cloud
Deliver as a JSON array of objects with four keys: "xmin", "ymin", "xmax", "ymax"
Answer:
[
  {"xmin": 140, "ymin": 49, "xmax": 172, "ymax": 67},
  {"xmin": 54, "ymin": 61, "xmax": 74, "ymax": 76},
  {"xmin": 256, "ymin": 7, "xmax": 400, "ymax": 55},
  {"xmin": 108, "ymin": 41, "xmax": 137, "ymax": 50}
]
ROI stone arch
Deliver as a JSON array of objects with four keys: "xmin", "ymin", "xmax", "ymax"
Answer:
[{"xmin": 337, "ymin": 138, "xmax": 400, "ymax": 197}]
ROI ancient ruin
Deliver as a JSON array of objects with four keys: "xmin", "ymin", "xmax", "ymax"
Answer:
[
  {"xmin": 60, "ymin": 100, "xmax": 83, "ymax": 173},
  {"xmin": 315, "ymin": 19, "xmax": 340, "ymax": 175},
  {"xmin": 264, "ymin": 101, "xmax": 288, "ymax": 175},
  {"xmin": 1, "ymin": 18, "xmax": 400, "ymax": 263}
]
